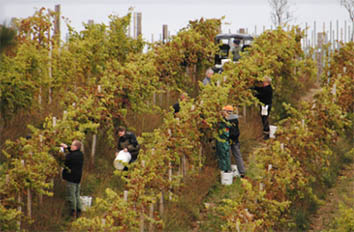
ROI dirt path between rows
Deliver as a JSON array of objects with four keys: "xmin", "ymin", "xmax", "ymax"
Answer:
[
  {"xmin": 308, "ymin": 161, "xmax": 354, "ymax": 231},
  {"xmin": 303, "ymin": 83, "xmax": 354, "ymax": 231}
]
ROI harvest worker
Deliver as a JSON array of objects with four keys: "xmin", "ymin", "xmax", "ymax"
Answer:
[
  {"xmin": 231, "ymin": 39, "xmax": 241, "ymax": 61},
  {"xmin": 215, "ymin": 106, "xmax": 232, "ymax": 173},
  {"xmin": 252, "ymin": 76, "xmax": 273, "ymax": 140},
  {"xmin": 173, "ymin": 93, "xmax": 186, "ymax": 116},
  {"xmin": 202, "ymin": 68, "xmax": 214, "ymax": 85},
  {"xmin": 116, "ymin": 126, "xmax": 140, "ymax": 166},
  {"xmin": 60, "ymin": 140, "xmax": 84, "ymax": 219},
  {"xmin": 225, "ymin": 105, "xmax": 245, "ymax": 178}
]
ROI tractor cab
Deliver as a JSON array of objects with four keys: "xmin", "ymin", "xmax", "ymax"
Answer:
[{"xmin": 214, "ymin": 33, "xmax": 253, "ymax": 73}]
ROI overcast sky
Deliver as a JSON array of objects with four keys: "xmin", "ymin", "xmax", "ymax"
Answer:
[{"xmin": 1, "ymin": 0, "xmax": 352, "ymax": 42}]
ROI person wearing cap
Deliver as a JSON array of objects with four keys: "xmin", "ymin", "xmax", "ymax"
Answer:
[
  {"xmin": 224, "ymin": 105, "xmax": 246, "ymax": 178},
  {"xmin": 60, "ymin": 140, "xmax": 84, "ymax": 219},
  {"xmin": 202, "ymin": 68, "xmax": 214, "ymax": 86},
  {"xmin": 252, "ymin": 76, "xmax": 273, "ymax": 140},
  {"xmin": 231, "ymin": 39, "xmax": 241, "ymax": 61},
  {"xmin": 215, "ymin": 106, "xmax": 232, "ymax": 173}
]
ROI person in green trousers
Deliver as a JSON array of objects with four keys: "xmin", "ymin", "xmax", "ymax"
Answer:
[{"xmin": 215, "ymin": 106, "xmax": 232, "ymax": 172}]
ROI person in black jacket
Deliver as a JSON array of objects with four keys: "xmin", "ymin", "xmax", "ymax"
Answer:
[
  {"xmin": 173, "ymin": 93, "xmax": 186, "ymax": 116},
  {"xmin": 116, "ymin": 126, "xmax": 140, "ymax": 165},
  {"xmin": 252, "ymin": 76, "xmax": 273, "ymax": 140},
  {"xmin": 60, "ymin": 140, "xmax": 84, "ymax": 218}
]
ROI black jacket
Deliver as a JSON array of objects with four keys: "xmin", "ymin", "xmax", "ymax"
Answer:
[
  {"xmin": 117, "ymin": 132, "xmax": 140, "ymax": 161},
  {"xmin": 62, "ymin": 148, "xmax": 84, "ymax": 184},
  {"xmin": 173, "ymin": 102, "xmax": 180, "ymax": 114},
  {"xmin": 227, "ymin": 114, "xmax": 240, "ymax": 144},
  {"xmin": 253, "ymin": 85, "xmax": 273, "ymax": 105}
]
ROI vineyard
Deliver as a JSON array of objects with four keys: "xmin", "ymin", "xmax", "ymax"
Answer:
[{"xmin": 0, "ymin": 8, "xmax": 353, "ymax": 232}]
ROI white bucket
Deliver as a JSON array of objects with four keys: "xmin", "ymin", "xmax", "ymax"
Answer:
[
  {"xmin": 269, "ymin": 125, "xmax": 277, "ymax": 138},
  {"xmin": 113, "ymin": 151, "xmax": 131, "ymax": 170},
  {"xmin": 80, "ymin": 196, "xmax": 92, "ymax": 212},
  {"xmin": 221, "ymin": 171, "xmax": 233, "ymax": 185},
  {"xmin": 231, "ymin": 164, "xmax": 240, "ymax": 177}
]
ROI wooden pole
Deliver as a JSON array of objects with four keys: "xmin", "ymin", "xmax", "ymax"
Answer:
[
  {"xmin": 133, "ymin": 12, "xmax": 137, "ymax": 39},
  {"xmin": 137, "ymin": 12, "xmax": 142, "ymax": 37},
  {"xmin": 81, "ymin": 138, "xmax": 85, "ymax": 153},
  {"xmin": 153, "ymin": 93, "xmax": 156, "ymax": 105},
  {"xmin": 330, "ymin": 21, "xmax": 333, "ymax": 51},
  {"xmin": 199, "ymin": 146, "xmax": 202, "ymax": 170},
  {"xmin": 52, "ymin": 116, "xmax": 57, "ymax": 127},
  {"xmin": 124, "ymin": 190, "xmax": 128, "ymax": 201},
  {"xmin": 17, "ymin": 193, "xmax": 22, "ymax": 229},
  {"xmin": 254, "ymin": 25, "xmax": 257, "ymax": 35},
  {"xmin": 38, "ymin": 135, "xmax": 43, "ymax": 205},
  {"xmin": 243, "ymin": 105, "xmax": 246, "ymax": 122},
  {"xmin": 314, "ymin": 21, "xmax": 317, "ymax": 47},
  {"xmin": 17, "ymin": 160, "xmax": 25, "ymax": 228},
  {"xmin": 24, "ymin": 158, "xmax": 32, "ymax": 219},
  {"xmin": 27, "ymin": 188, "xmax": 32, "ymax": 218},
  {"xmin": 54, "ymin": 4, "xmax": 61, "ymax": 46},
  {"xmin": 168, "ymin": 162, "xmax": 172, "ymax": 200},
  {"xmin": 140, "ymin": 208, "xmax": 144, "ymax": 232},
  {"xmin": 163, "ymin": 25, "xmax": 168, "ymax": 43},
  {"xmin": 182, "ymin": 155, "xmax": 186, "ymax": 177},
  {"xmin": 91, "ymin": 134, "xmax": 97, "ymax": 161},
  {"xmin": 149, "ymin": 203, "xmax": 154, "ymax": 232},
  {"xmin": 336, "ymin": 20, "xmax": 339, "ymax": 49},
  {"xmin": 305, "ymin": 22, "xmax": 309, "ymax": 50},
  {"xmin": 344, "ymin": 20, "xmax": 347, "ymax": 43},
  {"xmin": 159, "ymin": 192, "xmax": 164, "ymax": 216}
]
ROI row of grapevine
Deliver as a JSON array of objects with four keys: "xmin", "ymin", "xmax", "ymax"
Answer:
[
  {"xmin": 0, "ymin": 8, "xmax": 221, "ymax": 231},
  {"xmin": 211, "ymin": 42, "xmax": 353, "ymax": 231},
  {"xmin": 69, "ymin": 26, "xmax": 322, "ymax": 231}
]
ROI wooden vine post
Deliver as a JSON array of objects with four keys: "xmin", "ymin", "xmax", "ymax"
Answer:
[
  {"xmin": 26, "ymin": 157, "xmax": 32, "ymax": 219},
  {"xmin": 38, "ymin": 135, "xmax": 43, "ymax": 205},
  {"xmin": 140, "ymin": 160, "xmax": 146, "ymax": 232},
  {"xmin": 149, "ymin": 203, "xmax": 154, "ymax": 232}
]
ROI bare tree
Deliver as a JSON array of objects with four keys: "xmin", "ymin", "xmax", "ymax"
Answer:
[
  {"xmin": 268, "ymin": 0, "xmax": 292, "ymax": 27},
  {"xmin": 340, "ymin": 0, "xmax": 354, "ymax": 40},
  {"xmin": 340, "ymin": 0, "xmax": 354, "ymax": 22}
]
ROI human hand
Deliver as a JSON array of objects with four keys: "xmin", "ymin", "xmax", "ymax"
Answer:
[{"xmin": 60, "ymin": 143, "xmax": 68, "ymax": 149}]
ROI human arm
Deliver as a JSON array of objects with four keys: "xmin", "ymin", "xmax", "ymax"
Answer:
[{"xmin": 126, "ymin": 133, "xmax": 140, "ymax": 154}]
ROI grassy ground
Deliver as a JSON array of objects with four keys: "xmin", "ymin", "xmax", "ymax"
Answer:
[{"xmin": 309, "ymin": 161, "xmax": 354, "ymax": 231}]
